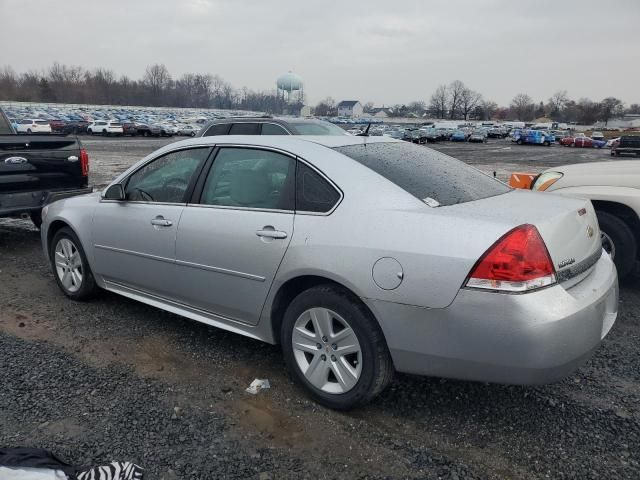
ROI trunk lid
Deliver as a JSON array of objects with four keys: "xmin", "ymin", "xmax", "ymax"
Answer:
[
  {"xmin": 0, "ymin": 135, "xmax": 85, "ymax": 193},
  {"xmin": 443, "ymin": 189, "xmax": 601, "ymax": 284}
]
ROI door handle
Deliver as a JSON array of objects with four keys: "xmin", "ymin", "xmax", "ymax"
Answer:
[
  {"xmin": 151, "ymin": 216, "xmax": 173, "ymax": 227},
  {"xmin": 256, "ymin": 227, "xmax": 287, "ymax": 239}
]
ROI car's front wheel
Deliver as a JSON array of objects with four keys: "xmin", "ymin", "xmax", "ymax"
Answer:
[
  {"xmin": 596, "ymin": 210, "xmax": 637, "ymax": 280},
  {"xmin": 281, "ymin": 284, "xmax": 393, "ymax": 410},
  {"xmin": 50, "ymin": 227, "xmax": 99, "ymax": 300}
]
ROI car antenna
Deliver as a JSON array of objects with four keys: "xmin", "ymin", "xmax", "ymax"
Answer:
[{"xmin": 357, "ymin": 123, "xmax": 371, "ymax": 136}]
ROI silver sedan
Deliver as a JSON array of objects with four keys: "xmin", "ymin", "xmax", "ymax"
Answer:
[{"xmin": 41, "ymin": 136, "xmax": 618, "ymax": 409}]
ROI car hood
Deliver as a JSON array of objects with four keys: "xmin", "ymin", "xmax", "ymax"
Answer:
[{"xmin": 547, "ymin": 161, "xmax": 640, "ymax": 190}]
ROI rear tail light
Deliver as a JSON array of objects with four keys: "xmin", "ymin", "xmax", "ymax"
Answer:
[
  {"xmin": 465, "ymin": 224, "xmax": 556, "ymax": 293},
  {"xmin": 80, "ymin": 148, "xmax": 89, "ymax": 177}
]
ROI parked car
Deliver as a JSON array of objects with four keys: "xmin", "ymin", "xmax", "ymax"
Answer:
[
  {"xmin": 178, "ymin": 125, "xmax": 200, "ymax": 137},
  {"xmin": 531, "ymin": 161, "xmax": 640, "ymax": 279},
  {"xmin": 468, "ymin": 130, "xmax": 488, "ymax": 143},
  {"xmin": 606, "ymin": 137, "xmax": 620, "ymax": 148},
  {"xmin": 41, "ymin": 135, "xmax": 617, "ymax": 410},
  {"xmin": 591, "ymin": 131, "xmax": 605, "ymax": 142},
  {"xmin": 487, "ymin": 126, "xmax": 507, "ymax": 138},
  {"xmin": 135, "ymin": 123, "xmax": 162, "ymax": 137},
  {"xmin": 403, "ymin": 128, "xmax": 422, "ymax": 144},
  {"xmin": 450, "ymin": 130, "xmax": 467, "ymax": 142},
  {"xmin": 419, "ymin": 127, "xmax": 438, "ymax": 143},
  {"xmin": 87, "ymin": 120, "xmax": 124, "ymax": 136},
  {"xmin": 121, "ymin": 122, "xmax": 138, "ymax": 136},
  {"xmin": 560, "ymin": 137, "xmax": 606, "ymax": 148},
  {"xmin": 198, "ymin": 117, "xmax": 349, "ymax": 137},
  {"xmin": 611, "ymin": 135, "xmax": 640, "ymax": 156},
  {"xmin": 512, "ymin": 129, "xmax": 554, "ymax": 146},
  {"xmin": 16, "ymin": 118, "xmax": 52, "ymax": 134},
  {"xmin": 0, "ymin": 108, "xmax": 90, "ymax": 228}
]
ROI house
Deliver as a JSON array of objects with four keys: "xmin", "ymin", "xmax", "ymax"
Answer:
[{"xmin": 337, "ymin": 100, "xmax": 363, "ymax": 118}]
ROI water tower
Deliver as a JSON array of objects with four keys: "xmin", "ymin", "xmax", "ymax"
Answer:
[{"xmin": 277, "ymin": 71, "xmax": 304, "ymax": 104}]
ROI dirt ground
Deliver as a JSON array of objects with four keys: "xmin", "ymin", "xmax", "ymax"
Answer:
[{"xmin": 1, "ymin": 136, "xmax": 638, "ymax": 479}]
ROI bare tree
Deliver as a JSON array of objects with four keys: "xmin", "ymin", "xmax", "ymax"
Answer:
[
  {"xmin": 314, "ymin": 97, "xmax": 336, "ymax": 117},
  {"xmin": 599, "ymin": 97, "xmax": 624, "ymax": 125},
  {"xmin": 510, "ymin": 93, "xmax": 535, "ymax": 121},
  {"xmin": 448, "ymin": 80, "xmax": 466, "ymax": 119},
  {"xmin": 576, "ymin": 98, "xmax": 601, "ymax": 125},
  {"xmin": 429, "ymin": 84, "xmax": 449, "ymax": 119},
  {"xmin": 143, "ymin": 64, "xmax": 172, "ymax": 105},
  {"xmin": 362, "ymin": 101, "xmax": 375, "ymax": 113},
  {"xmin": 548, "ymin": 90, "xmax": 569, "ymax": 112},
  {"xmin": 459, "ymin": 88, "xmax": 482, "ymax": 120}
]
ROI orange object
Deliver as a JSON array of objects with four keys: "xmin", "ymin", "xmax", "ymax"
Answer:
[{"xmin": 508, "ymin": 172, "xmax": 537, "ymax": 189}]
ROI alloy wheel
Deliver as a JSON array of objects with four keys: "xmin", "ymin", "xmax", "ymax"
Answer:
[
  {"xmin": 292, "ymin": 307, "xmax": 362, "ymax": 394},
  {"xmin": 54, "ymin": 238, "xmax": 83, "ymax": 293}
]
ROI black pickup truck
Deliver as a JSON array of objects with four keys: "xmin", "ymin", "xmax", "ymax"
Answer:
[
  {"xmin": 611, "ymin": 135, "xmax": 640, "ymax": 157},
  {"xmin": 0, "ymin": 108, "xmax": 91, "ymax": 228}
]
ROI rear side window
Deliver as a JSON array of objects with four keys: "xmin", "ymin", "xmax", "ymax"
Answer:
[
  {"xmin": 229, "ymin": 123, "xmax": 261, "ymax": 135},
  {"xmin": 204, "ymin": 123, "xmax": 231, "ymax": 136},
  {"xmin": 296, "ymin": 163, "xmax": 340, "ymax": 213},
  {"xmin": 333, "ymin": 142, "xmax": 510, "ymax": 207}
]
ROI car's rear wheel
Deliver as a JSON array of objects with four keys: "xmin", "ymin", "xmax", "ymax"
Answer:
[
  {"xmin": 596, "ymin": 210, "xmax": 636, "ymax": 280},
  {"xmin": 516, "ymin": 139, "xmax": 523, "ymax": 145},
  {"xmin": 50, "ymin": 227, "xmax": 99, "ymax": 300},
  {"xmin": 281, "ymin": 285, "xmax": 393, "ymax": 410}
]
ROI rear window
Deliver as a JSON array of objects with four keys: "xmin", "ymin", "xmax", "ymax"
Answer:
[
  {"xmin": 289, "ymin": 121, "xmax": 347, "ymax": 136},
  {"xmin": 229, "ymin": 123, "xmax": 260, "ymax": 135},
  {"xmin": 35, "ymin": 120, "xmax": 49, "ymax": 125},
  {"xmin": 0, "ymin": 112, "xmax": 12, "ymax": 134},
  {"xmin": 333, "ymin": 142, "xmax": 510, "ymax": 207}
]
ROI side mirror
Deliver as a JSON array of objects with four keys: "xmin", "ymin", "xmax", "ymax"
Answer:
[{"xmin": 103, "ymin": 184, "xmax": 125, "ymax": 201}]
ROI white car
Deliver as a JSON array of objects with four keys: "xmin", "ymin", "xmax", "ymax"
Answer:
[
  {"xmin": 87, "ymin": 120, "xmax": 124, "ymax": 136},
  {"xmin": 591, "ymin": 131, "xmax": 605, "ymax": 141},
  {"xmin": 532, "ymin": 160, "xmax": 640, "ymax": 279},
  {"xmin": 16, "ymin": 119, "xmax": 52, "ymax": 134},
  {"xmin": 178, "ymin": 125, "xmax": 200, "ymax": 136}
]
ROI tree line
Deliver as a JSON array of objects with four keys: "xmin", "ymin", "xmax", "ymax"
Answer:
[
  {"xmin": 1, "ymin": 64, "xmax": 637, "ymax": 124},
  {"xmin": 317, "ymin": 81, "xmax": 638, "ymax": 125},
  {"xmin": 0, "ymin": 63, "xmax": 297, "ymax": 114}
]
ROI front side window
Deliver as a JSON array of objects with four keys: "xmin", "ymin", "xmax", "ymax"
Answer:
[
  {"xmin": 125, "ymin": 147, "xmax": 210, "ymax": 203},
  {"xmin": 200, "ymin": 148, "xmax": 294, "ymax": 210},
  {"xmin": 296, "ymin": 163, "xmax": 340, "ymax": 213}
]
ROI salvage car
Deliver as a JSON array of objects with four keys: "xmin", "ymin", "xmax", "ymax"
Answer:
[
  {"xmin": 450, "ymin": 130, "xmax": 467, "ymax": 142},
  {"xmin": 87, "ymin": 120, "xmax": 124, "ymax": 136},
  {"xmin": 41, "ymin": 136, "xmax": 618, "ymax": 409},
  {"xmin": 0, "ymin": 108, "xmax": 90, "ymax": 228},
  {"xmin": 198, "ymin": 117, "xmax": 348, "ymax": 137},
  {"xmin": 16, "ymin": 118, "xmax": 52, "ymax": 134},
  {"xmin": 468, "ymin": 130, "xmax": 488, "ymax": 143},
  {"xmin": 531, "ymin": 161, "xmax": 640, "ymax": 279}
]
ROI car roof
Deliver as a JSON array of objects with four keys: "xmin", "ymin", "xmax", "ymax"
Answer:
[{"xmin": 167, "ymin": 134, "xmax": 402, "ymax": 152}]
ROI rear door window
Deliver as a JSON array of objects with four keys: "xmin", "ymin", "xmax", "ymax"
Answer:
[
  {"xmin": 229, "ymin": 123, "xmax": 261, "ymax": 135},
  {"xmin": 261, "ymin": 123, "xmax": 289, "ymax": 135},
  {"xmin": 333, "ymin": 142, "xmax": 510, "ymax": 206}
]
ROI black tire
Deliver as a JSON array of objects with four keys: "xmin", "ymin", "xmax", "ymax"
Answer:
[
  {"xmin": 596, "ymin": 210, "xmax": 637, "ymax": 280},
  {"xmin": 281, "ymin": 284, "xmax": 394, "ymax": 410},
  {"xmin": 30, "ymin": 211, "xmax": 42, "ymax": 229},
  {"xmin": 516, "ymin": 139, "xmax": 523, "ymax": 145},
  {"xmin": 88, "ymin": 129, "xmax": 93, "ymax": 135},
  {"xmin": 27, "ymin": 129, "xmax": 32, "ymax": 134},
  {"xmin": 49, "ymin": 227, "xmax": 99, "ymax": 300}
]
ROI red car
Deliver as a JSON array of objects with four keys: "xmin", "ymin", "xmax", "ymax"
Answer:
[{"xmin": 560, "ymin": 136, "xmax": 593, "ymax": 148}]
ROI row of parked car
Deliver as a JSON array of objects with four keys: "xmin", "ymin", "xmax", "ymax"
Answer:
[{"xmin": 12, "ymin": 118, "xmax": 203, "ymax": 137}]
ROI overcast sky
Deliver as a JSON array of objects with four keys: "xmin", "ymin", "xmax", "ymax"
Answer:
[{"xmin": 2, "ymin": 0, "xmax": 639, "ymax": 106}]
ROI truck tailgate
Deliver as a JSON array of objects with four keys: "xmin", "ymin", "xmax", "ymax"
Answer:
[{"xmin": 0, "ymin": 135, "xmax": 87, "ymax": 193}]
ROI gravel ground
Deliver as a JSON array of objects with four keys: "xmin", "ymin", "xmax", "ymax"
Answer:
[{"xmin": 1, "ymin": 136, "xmax": 638, "ymax": 479}]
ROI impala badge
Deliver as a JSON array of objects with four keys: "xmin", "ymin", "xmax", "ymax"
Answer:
[
  {"xmin": 558, "ymin": 258, "xmax": 576, "ymax": 268},
  {"xmin": 587, "ymin": 225, "xmax": 594, "ymax": 238},
  {"xmin": 4, "ymin": 156, "xmax": 28, "ymax": 165}
]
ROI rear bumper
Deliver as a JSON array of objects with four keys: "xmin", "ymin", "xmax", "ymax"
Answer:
[{"xmin": 365, "ymin": 252, "xmax": 618, "ymax": 384}]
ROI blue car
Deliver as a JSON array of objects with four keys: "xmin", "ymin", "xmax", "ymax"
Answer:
[{"xmin": 450, "ymin": 130, "xmax": 467, "ymax": 142}]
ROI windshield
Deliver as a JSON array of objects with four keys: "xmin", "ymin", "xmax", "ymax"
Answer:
[
  {"xmin": 289, "ymin": 121, "xmax": 347, "ymax": 135},
  {"xmin": 333, "ymin": 142, "xmax": 510, "ymax": 206}
]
